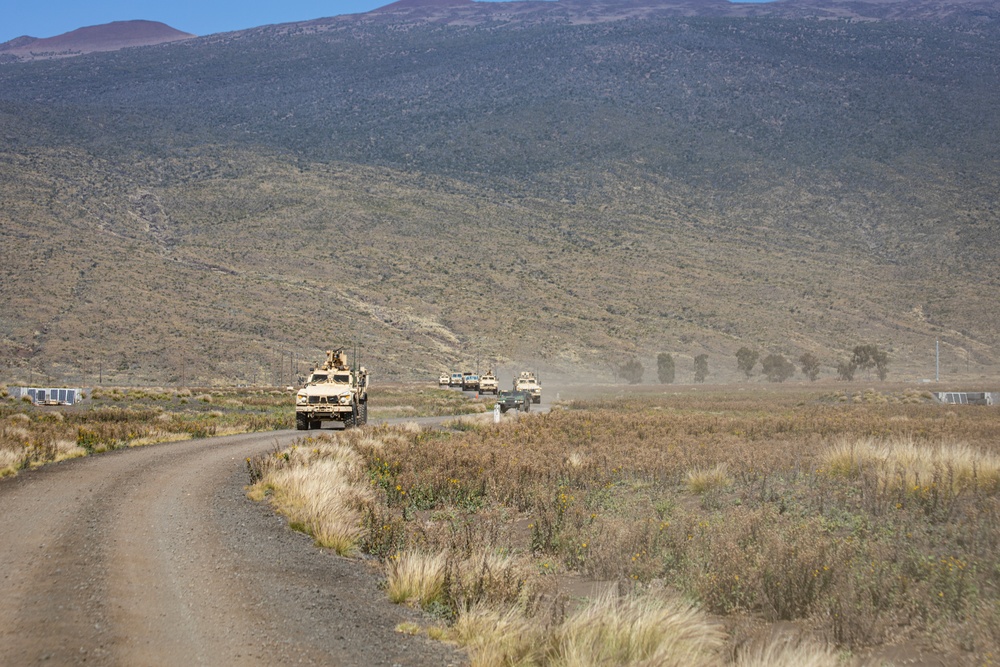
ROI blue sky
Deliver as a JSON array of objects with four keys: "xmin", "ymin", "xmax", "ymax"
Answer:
[{"xmin": 1, "ymin": 0, "xmax": 776, "ymax": 45}]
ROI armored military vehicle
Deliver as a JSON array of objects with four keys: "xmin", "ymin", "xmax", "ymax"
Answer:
[
  {"xmin": 462, "ymin": 372, "xmax": 480, "ymax": 391},
  {"xmin": 513, "ymin": 371, "xmax": 542, "ymax": 404},
  {"xmin": 439, "ymin": 373, "xmax": 451, "ymax": 385},
  {"xmin": 496, "ymin": 390, "xmax": 531, "ymax": 413},
  {"xmin": 295, "ymin": 349, "xmax": 369, "ymax": 430},
  {"xmin": 450, "ymin": 372, "xmax": 464, "ymax": 387},
  {"xmin": 478, "ymin": 370, "xmax": 498, "ymax": 395}
]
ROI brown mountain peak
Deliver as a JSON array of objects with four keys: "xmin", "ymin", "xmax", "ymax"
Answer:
[{"xmin": 0, "ymin": 19, "xmax": 195, "ymax": 61}]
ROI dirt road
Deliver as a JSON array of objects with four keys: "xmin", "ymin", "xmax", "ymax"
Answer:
[{"xmin": 0, "ymin": 430, "xmax": 465, "ymax": 666}]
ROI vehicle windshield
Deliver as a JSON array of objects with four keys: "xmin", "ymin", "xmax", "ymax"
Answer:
[
  {"xmin": 333, "ymin": 373, "xmax": 351, "ymax": 383},
  {"xmin": 310, "ymin": 373, "xmax": 328, "ymax": 383}
]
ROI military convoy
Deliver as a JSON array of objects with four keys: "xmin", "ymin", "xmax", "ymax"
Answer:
[
  {"xmin": 295, "ymin": 349, "xmax": 369, "ymax": 430},
  {"xmin": 513, "ymin": 371, "xmax": 542, "ymax": 404},
  {"xmin": 292, "ymin": 356, "xmax": 545, "ymax": 430}
]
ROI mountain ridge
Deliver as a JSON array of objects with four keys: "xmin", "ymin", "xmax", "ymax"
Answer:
[{"xmin": 0, "ymin": 20, "xmax": 194, "ymax": 62}]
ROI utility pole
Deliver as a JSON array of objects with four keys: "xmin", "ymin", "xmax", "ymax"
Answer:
[{"xmin": 935, "ymin": 340, "xmax": 939, "ymax": 382}]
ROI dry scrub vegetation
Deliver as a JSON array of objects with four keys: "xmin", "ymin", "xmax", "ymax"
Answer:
[
  {"xmin": 247, "ymin": 388, "xmax": 1000, "ymax": 665},
  {"xmin": 0, "ymin": 386, "xmax": 293, "ymax": 476}
]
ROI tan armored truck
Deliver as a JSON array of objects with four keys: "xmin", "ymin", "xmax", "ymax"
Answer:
[
  {"xmin": 295, "ymin": 349, "xmax": 369, "ymax": 430},
  {"xmin": 513, "ymin": 371, "xmax": 542, "ymax": 404},
  {"xmin": 478, "ymin": 370, "xmax": 498, "ymax": 395},
  {"xmin": 461, "ymin": 372, "xmax": 480, "ymax": 391}
]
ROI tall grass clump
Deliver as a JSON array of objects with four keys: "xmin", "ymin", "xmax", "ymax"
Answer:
[
  {"xmin": 551, "ymin": 592, "xmax": 724, "ymax": 667},
  {"xmin": 685, "ymin": 462, "xmax": 732, "ymax": 494},
  {"xmin": 733, "ymin": 637, "xmax": 840, "ymax": 667},
  {"xmin": 386, "ymin": 551, "xmax": 447, "ymax": 606},
  {"xmin": 0, "ymin": 446, "xmax": 28, "ymax": 477},
  {"xmin": 448, "ymin": 592, "xmax": 724, "ymax": 667},
  {"xmin": 450, "ymin": 604, "xmax": 547, "ymax": 667},
  {"xmin": 823, "ymin": 435, "xmax": 1000, "ymax": 494},
  {"xmin": 248, "ymin": 441, "xmax": 374, "ymax": 555}
]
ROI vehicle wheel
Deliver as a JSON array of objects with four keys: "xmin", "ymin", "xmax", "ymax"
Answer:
[
  {"xmin": 358, "ymin": 402, "xmax": 368, "ymax": 426},
  {"xmin": 296, "ymin": 413, "xmax": 308, "ymax": 430},
  {"xmin": 533, "ymin": 397, "xmax": 540, "ymax": 404}
]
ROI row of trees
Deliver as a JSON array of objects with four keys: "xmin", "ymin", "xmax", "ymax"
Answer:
[
  {"xmin": 617, "ymin": 353, "xmax": 708, "ymax": 385},
  {"xmin": 617, "ymin": 344, "xmax": 889, "ymax": 385},
  {"xmin": 736, "ymin": 344, "xmax": 888, "ymax": 382}
]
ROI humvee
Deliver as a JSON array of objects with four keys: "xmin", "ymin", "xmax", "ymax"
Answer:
[
  {"xmin": 462, "ymin": 372, "xmax": 480, "ymax": 391},
  {"xmin": 478, "ymin": 370, "xmax": 498, "ymax": 395},
  {"xmin": 496, "ymin": 390, "xmax": 531, "ymax": 413}
]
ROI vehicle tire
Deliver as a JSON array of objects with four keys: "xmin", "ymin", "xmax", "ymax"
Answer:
[
  {"xmin": 358, "ymin": 402, "xmax": 368, "ymax": 426},
  {"xmin": 345, "ymin": 404, "xmax": 358, "ymax": 429},
  {"xmin": 296, "ymin": 413, "xmax": 308, "ymax": 430},
  {"xmin": 533, "ymin": 397, "xmax": 540, "ymax": 404}
]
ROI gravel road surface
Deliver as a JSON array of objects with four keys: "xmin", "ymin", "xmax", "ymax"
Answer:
[{"xmin": 0, "ymin": 429, "xmax": 466, "ymax": 666}]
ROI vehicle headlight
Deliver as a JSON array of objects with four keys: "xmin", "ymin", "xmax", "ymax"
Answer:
[{"xmin": 296, "ymin": 394, "xmax": 308, "ymax": 404}]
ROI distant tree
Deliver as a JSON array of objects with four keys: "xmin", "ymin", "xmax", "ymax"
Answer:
[
  {"xmin": 798, "ymin": 352, "xmax": 821, "ymax": 381},
  {"xmin": 620, "ymin": 359, "xmax": 644, "ymax": 384},
  {"xmin": 694, "ymin": 354, "xmax": 709, "ymax": 383},
  {"xmin": 735, "ymin": 347, "xmax": 759, "ymax": 380},
  {"xmin": 762, "ymin": 353, "xmax": 796, "ymax": 382},
  {"xmin": 836, "ymin": 360, "xmax": 857, "ymax": 381},
  {"xmin": 656, "ymin": 353, "xmax": 675, "ymax": 384},
  {"xmin": 851, "ymin": 344, "xmax": 889, "ymax": 381}
]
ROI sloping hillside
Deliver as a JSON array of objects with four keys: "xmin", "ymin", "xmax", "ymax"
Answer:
[
  {"xmin": 0, "ymin": 1, "xmax": 997, "ymax": 385},
  {"xmin": 0, "ymin": 20, "xmax": 194, "ymax": 62}
]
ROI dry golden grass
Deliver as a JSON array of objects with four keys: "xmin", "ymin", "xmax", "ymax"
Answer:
[
  {"xmin": 386, "ymin": 551, "xmax": 447, "ymax": 606},
  {"xmin": 0, "ymin": 447, "xmax": 25, "ymax": 477},
  {"xmin": 733, "ymin": 637, "xmax": 840, "ymax": 667},
  {"xmin": 551, "ymin": 593, "xmax": 725, "ymax": 667},
  {"xmin": 0, "ymin": 388, "xmax": 293, "ymax": 475},
  {"xmin": 685, "ymin": 462, "xmax": 733, "ymax": 495},
  {"xmin": 450, "ymin": 604, "xmax": 546, "ymax": 667},
  {"xmin": 449, "ymin": 592, "xmax": 725, "ymax": 667},
  {"xmin": 249, "ymin": 442, "xmax": 373, "ymax": 555},
  {"xmin": 822, "ymin": 434, "xmax": 1000, "ymax": 493}
]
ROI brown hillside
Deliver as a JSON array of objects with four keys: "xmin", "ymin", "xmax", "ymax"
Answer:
[{"xmin": 0, "ymin": 1, "xmax": 997, "ymax": 386}]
